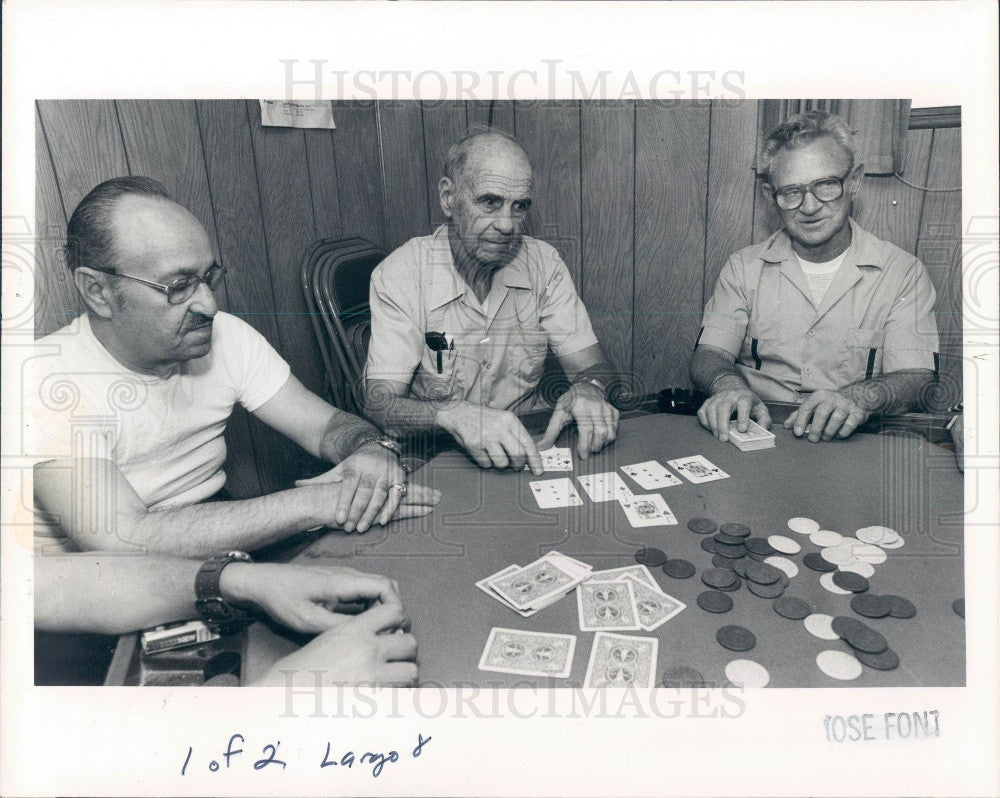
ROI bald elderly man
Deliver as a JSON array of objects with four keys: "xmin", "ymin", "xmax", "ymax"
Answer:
[{"xmin": 365, "ymin": 130, "xmax": 620, "ymax": 473}]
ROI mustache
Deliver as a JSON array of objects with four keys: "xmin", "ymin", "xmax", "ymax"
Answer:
[{"xmin": 184, "ymin": 313, "xmax": 214, "ymax": 331}]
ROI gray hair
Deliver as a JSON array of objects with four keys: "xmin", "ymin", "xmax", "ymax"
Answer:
[
  {"xmin": 442, "ymin": 127, "xmax": 525, "ymax": 182},
  {"xmin": 759, "ymin": 110, "xmax": 856, "ymax": 180}
]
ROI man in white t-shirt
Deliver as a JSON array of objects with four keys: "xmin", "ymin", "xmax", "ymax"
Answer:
[
  {"xmin": 32, "ymin": 177, "xmax": 440, "ymax": 557},
  {"xmin": 691, "ymin": 111, "xmax": 939, "ymax": 443}
]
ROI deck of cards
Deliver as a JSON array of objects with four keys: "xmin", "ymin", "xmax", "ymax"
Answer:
[
  {"xmin": 477, "ymin": 552, "xmax": 593, "ymax": 616},
  {"xmin": 727, "ymin": 420, "xmax": 776, "ymax": 451}
]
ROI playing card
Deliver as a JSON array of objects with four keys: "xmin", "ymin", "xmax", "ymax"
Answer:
[
  {"xmin": 588, "ymin": 564, "xmax": 657, "ymax": 588},
  {"xmin": 478, "ymin": 628, "xmax": 577, "ymax": 678},
  {"xmin": 539, "ymin": 446, "xmax": 573, "ymax": 471},
  {"xmin": 577, "ymin": 472, "xmax": 634, "ymax": 503},
  {"xmin": 543, "ymin": 551, "xmax": 594, "ymax": 578},
  {"xmin": 622, "ymin": 574, "xmax": 686, "ymax": 631},
  {"xmin": 529, "ymin": 478, "xmax": 584, "ymax": 509},
  {"xmin": 476, "ymin": 564, "xmax": 537, "ymax": 617},
  {"xmin": 584, "ymin": 632, "xmax": 659, "ymax": 688},
  {"xmin": 667, "ymin": 455, "xmax": 730, "ymax": 484},
  {"xmin": 487, "ymin": 555, "xmax": 584, "ymax": 610},
  {"xmin": 727, "ymin": 420, "xmax": 774, "ymax": 443},
  {"xmin": 619, "ymin": 493, "xmax": 678, "ymax": 527},
  {"xmin": 576, "ymin": 580, "xmax": 642, "ymax": 631},
  {"xmin": 620, "ymin": 460, "xmax": 682, "ymax": 490}
]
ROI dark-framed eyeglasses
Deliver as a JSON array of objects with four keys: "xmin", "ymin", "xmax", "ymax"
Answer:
[
  {"xmin": 766, "ymin": 169, "xmax": 853, "ymax": 211},
  {"xmin": 90, "ymin": 263, "xmax": 227, "ymax": 305}
]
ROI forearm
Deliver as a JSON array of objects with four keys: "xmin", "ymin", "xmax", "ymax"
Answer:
[
  {"xmin": 841, "ymin": 369, "xmax": 937, "ymax": 415},
  {"xmin": 364, "ymin": 379, "xmax": 455, "ymax": 437},
  {"xmin": 691, "ymin": 345, "xmax": 750, "ymax": 395},
  {"xmin": 318, "ymin": 407, "xmax": 382, "ymax": 463}
]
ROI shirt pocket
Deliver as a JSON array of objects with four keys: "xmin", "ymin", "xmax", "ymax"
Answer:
[
  {"xmin": 412, "ymin": 347, "xmax": 462, "ymax": 401},
  {"xmin": 742, "ymin": 322, "xmax": 792, "ymax": 373},
  {"xmin": 844, "ymin": 328, "xmax": 887, "ymax": 382}
]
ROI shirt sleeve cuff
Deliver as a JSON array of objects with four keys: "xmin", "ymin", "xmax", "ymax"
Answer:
[
  {"xmin": 697, "ymin": 325, "xmax": 744, "ymax": 359},
  {"xmin": 881, "ymin": 349, "xmax": 938, "ymax": 374},
  {"xmin": 550, "ymin": 331, "xmax": 599, "ymax": 359},
  {"xmin": 241, "ymin": 361, "xmax": 291, "ymax": 412}
]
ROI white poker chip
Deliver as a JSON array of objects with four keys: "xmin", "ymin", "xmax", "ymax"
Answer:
[
  {"xmin": 725, "ymin": 658, "xmax": 770, "ymax": 688},
  {"xmin": 810, "ymin": 529, "xmax": 845, "ymax": 548},
  {"xmin": 803, "ymin": 613, "xmax": 839, "ymax": 640},
  {"xmin": 852, "ymin": 543, "xmax": 888, "ymax": 565},
  {"xmin": 820, "ymin": 543, "xmax": 858, "ymax": 566},
  {"xmin": 768, "ymin": 535, "xmax": 801, "ymax": 555},
  {"xmin": 879, "ymin": 536, "xmax": 905, "ymax": 550},
  {"xmin": 765, "ymin": 556, "xmax": 799, "ymax": 579},
  {"xmin": 820, "ymin": 572, "xmax": 853, "ymax": 595},
  {"xmin": 787, "ymin": 517, "xmax": 820, "ymax": 535},
  {"xmin": 816, "ymin": 649, "xmax": 863, "ymax": 681},
  {"xmin": 838, "ymin": 560, "xmax": 875, "ymax": 578},
  {"xmin": 855, "ymin": 525, "xmax": 900, "ymax": 546}
]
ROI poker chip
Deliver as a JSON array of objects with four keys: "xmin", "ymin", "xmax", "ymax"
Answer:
[
  {"xmin": 747, "ymin": 577, "xmax": 787, "ymax": 599},
  {"xmin": 816, "ymin": 650, "xmax": 863, "ymax": 681},
  {"xmin": 803, "ymin": 613, "xmax": 839, "ymax": 640},
  {"xmin": 661, "ymin": 665, "xmax": 710, "ymax": 688},
  {"xmin": 767, "ymin": 535, "xmax": 802, "ymax": 555},
  {"xmin": 732, "ymin": 558, "xmax": 751, "ymax": 579},
  {"xmin": 831, "ymin": 616, "xmax": 888, "ymax": 654},
  {"xmin": 837, "ymin": 560, "xmax": 875, "ymax": 579},
  {"xmin": 743, "ymin": 560, "xmax": 782, "ymax": 585},
  {"xmin": 714, "ymin": 531, "xmax": 746, "ymax": 546},
  {"xmin": 662, "ymin": 558, "xmax": 696, "ymax": 579},
  {"xmin": 713, "ymin": 543, "xmax": 747, "ymax": 560},
  {"xmin": 952, "ymin": 598, "xmax": 965, "ymax": 618},
  {"xmin": 702, "ymin": 567, "xmax": 740, "ymax": 590},
  {"xmin": 716, "ymin": 625, "xmax": 756, "ymax": 652},
  {"xmin": 803, "ymin": 552, "xmax": 837, "ymax": 573},
  {"xmin": 787, "ymin": 517, "xmax": 820, "ymax": 535},
  {"xmin": 700, "ymin": 537, "xmax": 719, "ymax": 555},
  {"xmin": 725, "ymin": 659, "xmax": 770, "ymax": 688},
  {"xmin": 809, "ymin": 529, "xmax": 844, "ymax": 548},
  {"xmin": 719, "ymin": 522, "xmax": 751, "ymax": 538},
  {"xmin": 744, "ymin": 537, "xmax": 778, "ymax": 557},
  {"xmin": 764, "ymin": 556, "xmax": 799, "ymax": 579},
  {"xmin": 820, "ymin": 572, "xmax": 852, "ymax": 595},
  {"xmin": 854, "ymin": 647, "xmax": 900, "ymax": 671},
  {"xmin": 635, "ymin": 547, "xmax": 668, "ymax": 567},
  {"xmin": 851, "ymin": 593, "xmax": 892, "ymax": 619},
  {"xmin": 852, "ymin": 543, "xmax": 888, "ymax": 565},
  {"xmin": 879, "ymin": 536, "xmax": 905, "ymax": 550},
  {"xmin": 773, "ymin": 595, "xmax": 812, "ymax": 620},
  {"xmin": 855, "ymin": 525, "xmax": 901, "ymax": 547},
  {"xmin": 820, "ymin": 543, "xmax": 858, "ymax": 566},
  {"xmin": 697, "ymin": 590, "xmax": 734, "ymax": 614},
  {"xmin": 832, "ymin": 571, "xmax": 870, "ymax": 593},
  {"xmin": 716, "ymin": 576, "xmax": 744, "ymax": 593},
  {"xmin": 712, "ymin": 554, "xmax": 737, "ymax": 571},
  {"xmin": 886, "ymin": 595, "xmax": 916, "ymax": 619},
  {"xmin": 687, "ymin": 518, "xmax": 718, "ymax": 535}
]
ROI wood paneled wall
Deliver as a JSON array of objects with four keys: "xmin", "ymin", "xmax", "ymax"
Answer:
[{"xmin": 35, "ymin": 99, "xmax": 963, "ymax": 496}]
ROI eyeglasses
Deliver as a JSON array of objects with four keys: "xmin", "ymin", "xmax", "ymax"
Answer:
[
  {"xmin": 766, "ymin": 169, "xmax": 852, "ymax": 211},
  {"xmin": 91, "ymin": 263, "xmax": 227, "ymax": 305}
]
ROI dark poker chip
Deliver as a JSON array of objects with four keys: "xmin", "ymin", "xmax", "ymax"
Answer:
[
  {"xmin": 712, "ymin": 554, "xmax": 737, "ymax": 571},
  {"xmin": 886, "ymin": 595, "xmax": 916, "ymax": 619},
  {"xmin": 716, "ymin": 576, "xmax": 743, "ymax": 592},
  {"xmin": 687, "ymin": 518, "xmax": 718, "ymax": 535},
  {"xmin": 661, "ymin": 665, "xmax": 711, "ymax": 688},
  {"xmin": 732, "ymin": 558, "xmax": 751, "ymax": 578},
  {"xmin": 743, "ymin": 560, "xmax": 782, "ymax": 585},
  {"xmin": 831, "ymin": 616, "xmax": 888, "ymax": 655},
  {"xmin": 719, "ymin": 522, "xmax": 751, "ymax": 538},
  {"xmin": 713, "ymin": 543, "xmax": 747, "ymax": 560},
  {"xmin": 747, "ymin": 578, "xmax": 786, "ymax": 599},
  {"xmin": 851, "ymin": 593, "xmax": 892, "ymax": 619},
  {"xmin": 702, "ymin": 567, "xmax": 740, "ymax": 590},
  {"xmin": 952, "ymin": 598, "xmax": 965, "ymax": 618},
  {"xmin": 716, "ymin": 625, "xmax": 756, "ymax": 652},
  {"xmin": 635, "ymin": 547, "xmax": 668, "ymax": 567},
  {"xmin": 803, "ymin": 552, "xmax": 837, "ymax": 573},
  {"xmin": 833, "ymin": 571, "xmax": 870, "ymax": 593},
  {"xmin": 744, "ymin": 537, "xmax": 778, "ymax": 557},
  {"xmin": 700, "ymin": 537, "xmax": 719, "ymax": 555},
  {"xmin": 713, "ymin": 531, "xmax": 746, "ymax": 546},
  {"xmin": 746, "ymin": 551, "xmax": 770, "ymax": 562},
  {"xmin": 773, "ymin": 595, "xmax": 812, "ymax": 620},
  {"xmin": 662, "ymin": 559, "xmax": 696, "ymax": 579},
  {"xmin": 853, "ymin": 647, "xmax": 900, "ymax": 671},
  {"xmin": 697, "ymin": 590, "xmax": 733, "ymax": 614}
]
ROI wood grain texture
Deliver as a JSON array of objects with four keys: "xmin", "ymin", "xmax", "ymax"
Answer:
[
  {"xmin": 634, "ymin": 102, "xmax": 711, "ymax": 392},
  {"xmin": 330, "ymin": 102, "xmax": 387, "ymax": 246},
  {"xmin": 304, "ymin": 124, "xmax": 343, "ymax": 239},
  {"xmin": 378, "ymin": 101, "xmax": 430, "ymax": 249},
  {"xmin": 846, "ymin": 99, "xmax": 903, "ymax": 175},
  {"xmin": 468, "ymin": 100, "xmax": 515, "ymax": 135},
  {"xmin": 705, "ymin": 99, "xmax": 759, "ymax": 301},
  {"xmin": 420, "ymin": 101, "xmax": 468, "ymax": 229},
  {"xmin": 580, "ymin": 101, "xmax": 634, "ymax": 376},
  {"xmin": 515, "ymin": 101, "xmax": 583, "ymax": 285}
]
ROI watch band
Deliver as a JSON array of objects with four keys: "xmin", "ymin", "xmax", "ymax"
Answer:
[
  {"xmin": 194, "ymin": 551, "xmax": 254, "ymax": 634},
  {"xmin": 355, "ymin": 435, "xmax": 403, "ymax": 459}
]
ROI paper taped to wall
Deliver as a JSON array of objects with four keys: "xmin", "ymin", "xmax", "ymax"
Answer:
[{"xmin": 259, "ymin": 100, "xmax": 336, "ymax": 129}]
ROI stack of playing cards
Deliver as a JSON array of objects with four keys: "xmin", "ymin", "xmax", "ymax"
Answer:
[
  {"xmin": 727, "ymin": 420, "xmax": 776, "ymax": 451},
  {"xmin": 580, "ymin": 565, "xmax": 686, "ymax": 632},
  {"xmin": 477, "ymin": 552, "xmax": 593, "ymax": 617}
]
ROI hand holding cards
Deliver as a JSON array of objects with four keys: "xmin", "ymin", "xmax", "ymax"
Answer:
[{"xmin": 727, "ymin": 420, "xmax": 776, "ymax": 451}]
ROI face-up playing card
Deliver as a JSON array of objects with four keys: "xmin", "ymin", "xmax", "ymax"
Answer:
[
  {"xmin": 478, "ymin": 628, "xmax": 577, "ymax": 678},
  {"xmin": 576, "ymin": 580, "xmax": 642, "ymax": 631},
  {"xmin": 620, "ymin": 460, "xmax": 682, "ymax": 490},
  {"xmin": 529, "ymin": 478, "xmax": 584, "ymax": 509},
  {"xmin": 588, "ymin": 564, "xmax": 657, "ymax": 588},
  {"xmin": 487, "ymin": 555, "xmax": 583, "ymax": 610},
  {"xmin": 577, "ymin": 472, "xmax": 634, "ymax": 503},
  {"xmin": 619, "ymin": 493, "xmax": 678, "ymax": 527},
  {"xmin": 667, "ymin": 455, "xmax": 730, "ymax": 484},
  {"xmin": 539, "ymin": 446, "xmax": 573, "ymax": 471},
  {"xmin": 622, "ymin": 574, "xmax": 686, "ymax": 631},
  {"xmin": 584, "ymin": 632, "xmax": 659, "ymax": 688}
]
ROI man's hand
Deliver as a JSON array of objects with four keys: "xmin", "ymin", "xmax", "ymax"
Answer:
[
  {"xmin": 253, "ymin": 601, "xmax": 418, "ymax": 687},
  {"xmin": 437, "ymin": 402, "xmax": 544, "ymax": 475},
  {"xmin": 697, "ymin": 384, "xmax": 772, "ymax": 442},
  {"xmin": 220, "ymin": 562, "xmax": 401, "ymax": 634},
  {"xmin": 783, "ymin": 389, "xmax": 870, "ymax": 442},
  {"xmin": 537, "ymin": 382, "xmax": 620, "ymax": 460}
]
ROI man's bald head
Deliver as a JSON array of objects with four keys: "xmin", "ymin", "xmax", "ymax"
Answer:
[{"xmin": 443, "ymin": 130, "xmax": 532, "ymax": 186}]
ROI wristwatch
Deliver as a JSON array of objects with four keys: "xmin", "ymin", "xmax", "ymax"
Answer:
[
  {"xmin": 194, "ymin": 551, "xmax": 255, "ymax": 635},
  {"xmin": 356, "ymin": 434, "xmax": 404, "ymax": 459}
]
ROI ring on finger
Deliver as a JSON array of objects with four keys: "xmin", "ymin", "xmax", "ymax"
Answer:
[{"xmin": 391, "ymin": 483, "xmax": 408, "ymax": 496}]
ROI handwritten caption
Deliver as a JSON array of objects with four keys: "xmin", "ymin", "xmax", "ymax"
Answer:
[
  {"xmin": 181, "ymin": 732, "xmax": 431, "ymax": 778},
  {"xmin": 824, "ymin": 711, "xmax": 940, "ymax": 742}
]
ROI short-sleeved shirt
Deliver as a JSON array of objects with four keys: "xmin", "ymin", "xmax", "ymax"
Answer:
[
  {"xmin": 30, "ymin": 311, "xmax": 290, "ymax": 551},
  {"xmin": 366, "ymin": 225, "xmax": 599, "ymax": 414},
  {"xmin": 698, "ymin": 219, "xmax": 939, "ymax": 403}
]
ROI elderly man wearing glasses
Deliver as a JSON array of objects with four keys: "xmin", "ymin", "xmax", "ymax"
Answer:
[
  {"xmin": 32, "ymin": 177, "xmax": 440, "ymax": 558},
  {"xmin": 691, "ymin": 111, "xmax": 939, "ymax": 443}
]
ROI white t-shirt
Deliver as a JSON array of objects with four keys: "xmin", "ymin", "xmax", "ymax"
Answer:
[
  {"xmin": 795, "ymin": 251, "xmax": 848, "ymax": 306},
  {"xmin": 30, "ymin": 312, "xmax": 290, "ymax": 550}
]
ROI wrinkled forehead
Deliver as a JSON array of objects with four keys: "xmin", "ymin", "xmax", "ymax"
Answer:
[
  {"xmin": 459, "ymin": 142, "xmax": 533, "ymax": 198},
  {"xmin": 769, "ymin": 136, "xmax": 852, "ymax": 187}
]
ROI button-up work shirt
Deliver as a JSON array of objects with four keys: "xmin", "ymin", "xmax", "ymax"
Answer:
[
  {"xmin": 698, "ymin": 219, "xmax": 939, "ymax": 403},
  {"xmin": 366, "ymin": 225, "xmax": 599, "ymax": 414}
]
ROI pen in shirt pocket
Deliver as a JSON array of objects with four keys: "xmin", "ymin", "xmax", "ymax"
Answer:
[{"xmin": 425, "ymin": 332, "xmax": 455, "ymax": 374}]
